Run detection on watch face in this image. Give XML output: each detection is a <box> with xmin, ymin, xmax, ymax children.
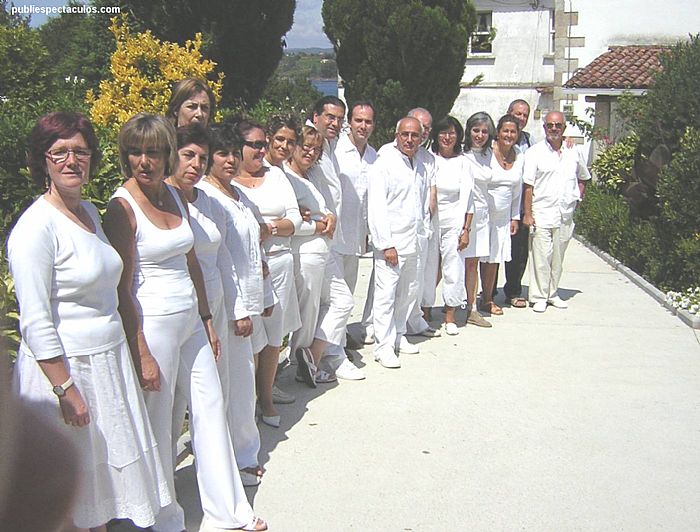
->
<box><xmin>53</xmin><ymin>385</ymin><xmax>65</xmax><ymax>397</ymax></box>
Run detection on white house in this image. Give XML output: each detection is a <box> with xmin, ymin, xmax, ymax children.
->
<box><xmin>451</xmin><ymin>0</ymin><xmax>700</xmax><ymax>152</ymax></box>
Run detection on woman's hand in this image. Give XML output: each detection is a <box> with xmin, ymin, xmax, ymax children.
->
<box><xmin>314</xmin><ymin>219</ymin><xmax>327</xmax><ymax>235</ymax></box>
<box><xmin>232</xmin><ymin>317</ymin><xmax>253</xmax><ymax>337</ymax></box>
<box><xmin>510</xmin><ymin>220</ymin><xmax>519</xmax><ymax>236</ymax></box>
<box><xmin>59</xmin><ymin>386</ymin><xmax>90</xmax><ymax>427</ymax></box>
<box><xmin>321</xmin><ymin>213</ymin><xmax>336</xmax><ymax>238</ymax></box>
<box><xmin>300</xmin><ymin>207</ymin><xmax>312</xmax><ymax>222</ymax></box>
<box><xmin>458</xmin><ymin>228</ymin><xmax>470</xmax><ymax>251</ymax></box>
<box><xmin>262</xmin><ymin>261</ymin><xmax>270</xmax><ymax>279</ymax></box>
<box><xmin>138</xmin><ymin>349</ymin><xmax>161</xmax><ymax>392</ymax></box>
<box><xmin>203</xmin><ymin>317</ymin><xmax>222</xmax><ymax>360</ymax></box>
<box><xmin>262</xmin><ymin>304</ymin><xmax>274</xmax><ymax>317</ymax></box>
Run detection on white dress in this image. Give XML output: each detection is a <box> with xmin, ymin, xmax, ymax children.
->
<box><xmin>485</xmin><ymin>152</ymin><xmax>524</xmax><ymax>263</ymax></box>
<box><xmin>463</xmin><ymin>149</ymin><xmax>492</xmax><ymax>259</ymax></box>
<box><xmin>7</xmin><ymin>196</ymin><xmax>170</xmax><ymax>529</ymax></box>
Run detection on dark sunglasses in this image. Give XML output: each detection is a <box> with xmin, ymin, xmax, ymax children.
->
<box><xmin>243</xmin><ymin>140</ymin><xmax>267</xmax><ymax>150</ymax></box>
<box><xmin>545</xmin><ymin>122</ymin><xmax>565</xmax><ymax>130</ymax></box>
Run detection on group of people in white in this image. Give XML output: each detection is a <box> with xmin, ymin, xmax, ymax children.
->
<box><xmin>7</xmin><ymin>76</ymin><xmax>590</xmax><ymax>531</ymax></box>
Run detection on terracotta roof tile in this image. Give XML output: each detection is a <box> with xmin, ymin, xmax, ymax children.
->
<box><xmin>564</xmin><ymin>45</ymin><xmax>668</xmax><ymax>90</ymax></box>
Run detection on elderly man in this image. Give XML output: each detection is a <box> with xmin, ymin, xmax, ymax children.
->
<box><xmin>503</xmin><ymin>99</ymin><xmax>533</xmax><ymax>308</ymax></box>
<box><xmin>368</xmin><ymin>117</ymin><xmax>432</xmax><ymax>368</ymax></box>
<box><xmin>522</xmin><ymin>111</ymin><xmax>591</xmax><ymax>313</ymax></box>
<box><xmin>306</xmin><ymin>96</ymin><xmax>365</xmax><ymax>380</ymax></box>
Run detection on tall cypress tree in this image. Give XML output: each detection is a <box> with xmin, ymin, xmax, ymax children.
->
<box><xmin>323</xmin><ymin>0</ymin><xmax>476</xmax><ymax>143</ymax></box>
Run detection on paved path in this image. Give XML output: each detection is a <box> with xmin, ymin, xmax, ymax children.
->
<box><xmin>115</xmin><ymin>239</ymin><xmax>700</xmax><ymax>531</ymax></box>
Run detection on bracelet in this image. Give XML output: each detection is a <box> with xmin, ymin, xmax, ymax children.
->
<box><xmin>200</xmin><ymin>313</ymin><xmax>213</xmax><ymax>321</ymax></box>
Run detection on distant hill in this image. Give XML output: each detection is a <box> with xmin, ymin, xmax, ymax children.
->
<box><xmin>286</xmin><ymin>47</ymin><xmax>334</xmax><ymax>55</ymax></box>
<box><xmin>276</xmin><ymin>48</ymin><xmax>337</xmax><ymax>80</ymax></box>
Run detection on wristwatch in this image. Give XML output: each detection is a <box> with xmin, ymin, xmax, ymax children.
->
<box><xmin>52</xmin><ymin>376</ymin><xmax>74</xmax><ymax>398</ymax></box>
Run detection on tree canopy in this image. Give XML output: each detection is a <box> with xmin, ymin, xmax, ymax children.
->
<box><xmin>121</xmin><ymin>0</ymin><xmax>295</xmax><ymax>106</ymax></box>
<box><xmin>323</xmin><ymin>0</ymin><xmax>476</xmax><ymax>143</ymax></box>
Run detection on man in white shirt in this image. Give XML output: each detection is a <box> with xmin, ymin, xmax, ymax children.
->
<box><xmin>368</xmin><ymin>117</ymin><xmax>432</xmax><ymax>368</ymax></box>
<box><xmin>307</xmin><ymin>96</ymin><xmax>365</xmax><ymax>380</ymax></box>
<box><xmin>522</xmin><ymin>111</ymin><xmax>591</xmax><ymax>313</ymax></box>
<box><xmin>334</xmin><ymin>101</ymin><xmax>378</xmax><ymax>348</ymax></box>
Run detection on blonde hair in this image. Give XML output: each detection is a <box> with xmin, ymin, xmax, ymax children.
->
<box><xmin>118</xmin><ymin>113</ymin><xmax>178</xmax><ymax>177</ymax></box>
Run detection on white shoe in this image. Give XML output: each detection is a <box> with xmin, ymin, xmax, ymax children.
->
<box><xmin>362</xmin><ymin>325</ymin><xmax>376</xmax><ymax>345</ymax></box>
<box><xmin>335</xmin><ymin>358</ymin><xmax>366</xmax><ymax>380</ymax></box>
<box><xmin>375</xmin><ymin>348</ymin><xmax>401</xmax><ymax>369</ymax></box>
<box><xmin>548</xmin><ymin>296</ymin><xmax>569</xmax><ymax>309</ymax></box>
<box><xmin>532</xmin><ymin>301</ymin><xmax>547</xmax><ymax>313</ymax></box>
<box><xmin>444</xmin><ymin>322</ymin><xmax>459</xmax><ymax>336</ymax></box>
<box><xmin>396</xmin><ymin>336</ymin><xmax>420</xmax><ymax>355</ymax></box>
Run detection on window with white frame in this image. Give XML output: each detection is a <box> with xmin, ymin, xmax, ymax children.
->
<box><xmin>548</xmin><ymin>9</ymin><xmax>555</xmax><ymax>54</ymax></box>
<box><xmin>469</xmin><ymin>12</ymin><xmax>493</xmax><ymax>55</ymax></box>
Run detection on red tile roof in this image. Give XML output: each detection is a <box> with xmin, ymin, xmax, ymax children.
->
<box><xmin>564</xmin><ymin>45</ymin><xmax>668</xmax><ymax>90</ymax></box>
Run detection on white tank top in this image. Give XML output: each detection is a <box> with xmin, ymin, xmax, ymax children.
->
<box><xmin>112</xmin><ymin>184</ymin><xmax>196</xmax><ymax>316</ymax></box>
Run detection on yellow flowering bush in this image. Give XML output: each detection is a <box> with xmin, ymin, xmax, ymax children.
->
<box><xmin>86</xmin><ymin>14</ymin><xmax>224</xmax><ymax>131</ymax></box>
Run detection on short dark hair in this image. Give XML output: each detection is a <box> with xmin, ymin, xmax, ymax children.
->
<box><xmin>497</xmin><ymin>114</ymin><xmax>521</xmax><ymax>133</ymax></box>
<box><xmin>27</xmin><ymin>112</ymin><xmax>101</xmax><ymax>188</ymax></box>
<box><xmin>507</xmin><ymin>99</ymin><xmax>530</xmax><ymax>114</ymax></box>
<box><xmin>167</xmin><ymin>78</ymin><xmax>217</xmax><ymax>127</ymax></box>
<box><xmin>210</xmin><ymin>122</ymin><xmax>242</xmax><ymax>155</ymax></box>
<box><xmin>311</xmin><ymin>96</ymin><xmax>346</xmax><ymax>119</ymax></box>
<box><xmin>430</xmin><ymin>115</ymin><xmax>464</xmax><ymax>155</ymax></box>
<box><xmin>463</xmin><ymin>112</ymin><xmax>496</xmax><ymax>154</ymax></box>
<box><xmin>347</xmin><ymin>100</ymin><xmax>375</xmax><ymax>122</ymax></box>
<box><xmin>231</xmin><ymin>117</ymin><xmax>265</xmax><ymax>140</ymax></box>
<box><xmin>176</xmin><ymin>124</ymin><xmax>212</xmax><ymax>172</ymax></box>
<box><xmin>266</xmin><ymin>115</ymin><xmax>300</xmax><ymax>141</ymax></box>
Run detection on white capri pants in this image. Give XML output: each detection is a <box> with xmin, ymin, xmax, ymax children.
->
<box><xmin>372</xmin><ymin>251</ymin><xmax>419</xmax><ymax>354</ymax></box>
<box><xmin>440</xmin><ymin>225</ymin><xmax>467</xmax><ymax>307</ymax></box>
<box><xmin>528</xmin><ymin>219</ymin><xmax>575</xmax><ymax>304</ymax></box>
<box><xmin>421</xmin><ymin>216</ymin><xmax>440</xmax><ymax>308</ymax></box>
<box><xmin>143</xmin><ymin>303</ymin><xmax>253</xmax><ymax>531</ymax></box>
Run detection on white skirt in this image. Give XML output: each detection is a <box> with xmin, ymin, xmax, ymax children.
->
<box><xmin>462</xmin><ymin>206</ymin><xmax>490</xmax><ymax>259</ymax></box>
<box><xmin>12</xmin><ymin>341</ymin><xmax>171</xmax><ymax>529</ymax></box>
<box><xmin>483</xmin><ymin>209</ymin><xmax>513</xmax><ymax>264</ymax></box>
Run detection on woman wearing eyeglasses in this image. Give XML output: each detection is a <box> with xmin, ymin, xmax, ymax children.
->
<box><xmin>232</xmin><ymin>118</ymin><xmax>302</xmax><ymax>428</ymax></box>
<box><xmin>8</xmin><ymin>112</ymin><xmax>171</xmax><ymax>531</ymax></box>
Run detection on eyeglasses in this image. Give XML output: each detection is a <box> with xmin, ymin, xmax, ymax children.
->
<box><xmin>243</xmin><ymin>140</ymin><xmax>267</xmax><ymax>150</ymax></box>
<box><xmin>45</xmin><ymin>148</ymin><xmax>92</xmax><ymax>164</ymax></box>
<box><xmin>323</xmin><ymin>113</ymin><xmax>343</xmax><ymax>124</ymax></box>
<box><xmin>301</xmin><ymin>144</ymin><xmax>322</xmax><ymax>155</ymax></box>
<box><xmin>545</xmin><ymin>122</ymin><xmax>565</xmax><ymax>130</ymax></box>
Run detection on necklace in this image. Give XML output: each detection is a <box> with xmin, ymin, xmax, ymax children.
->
<box><xmin>205</xmin><ymin>175</ymin><xmax>235</xmax><ymax>199</ymax></box>
<box><xmin>143</xmin><ymin>186</ymin><xmax>166</xmax><ymax>207</ymax></box>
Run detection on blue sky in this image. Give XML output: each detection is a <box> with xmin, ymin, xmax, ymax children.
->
<box><xmin>13</xmin><ymin>0</ymin><xmax>332</xmax><ymax>48</ymax></box>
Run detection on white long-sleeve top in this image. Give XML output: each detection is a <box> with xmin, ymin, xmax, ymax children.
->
<box><xmin>189</xmin><ymin>188</ymin><xmax>243</xmax><ymax>320</ymax></box>
<box><xmin>464</xmin><ymin>148</ymin><xmax>492</xmax><ymax>226</ymax></box>
<box><xmin>234</xmin><ymin>165</ymin><xmax>302</xmax><ymax>255</ymax></box>
<box><xmin>197</xmin><ymin>180</ymin><xmax>275</xmax><ymax>317</ymax></box>
<box><xmin>487</xmin><ymin>152</ymin><xmax>524</xmax><ymax>224</ymax></box>
<box><xmin>333</xmin><ymin>132</ymin><xmax>377</xmax><ymax>255</ymax></box>
<box><xmin>305</xmin><ymin>119</ymin><xmax>345</xmax><ymax>249</ymax></box>
<box><xmin>523</xmin><ymin>140</ymin><xmax>592</xmax><ymax>228</ymax></box>
<box><xmin>368</xmin><ymin>143</ymin><xmax>432</xmax><ymax>256</ymax></box>
<box><xmin>284</xmin><ymin>163</ymin><xmax>332</xmax><ymax>255</ymax></box>
<box><xmin>8</xmin><ymin>197</ymin><xmax>125</xmax><ymax>359</ymax></box>
<box><xmin>435</xmin><ymin>154</ymin><xmax>475</xmax><ymax>231</ymax></box>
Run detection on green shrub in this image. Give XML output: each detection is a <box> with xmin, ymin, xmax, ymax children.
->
<box><xmin>591</xmin><ymin>133</ymin><xmax>638</xmax><ymax>193</ymax></box>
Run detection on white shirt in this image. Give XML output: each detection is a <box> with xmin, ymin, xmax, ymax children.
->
<box><xmin>333</xmin><ymin>132</ymin><xmax>377</xmax><ymax>255</ymax></box>
<box><xmin>234</xmin><ymin>166</ymin><xmax>302</xmax><ymax>254</ymax></box>
<box><xmin>305</xmin><ymin>119</ymin><xmax>345</xmax><ymax>249</ymax></box>
<box><xmin>487</xmin><ymin>152</ymin><xmax>524</xmax><ymax>223</ymax></box>
<box><xmin>435</xmin><ymin>154</ymin><xmax>475</xmax><ymax>231</ymax></box>
<box><xmin>368</xmin><ymin>143</ymin><xmax>432</xmax><ymax>255</ymax></box>
<box><xmin>284</xmin><ymin>163</ymin><xmax>332</xmax><ymax>255</ymax></box>
<box><xmin>523</xmin><ymin>140</ymin><xmax>592</xmax><ymax>228</ymax></box>
<box><xmin>197</xmin><ymin>180</ymin><xmax>275</xmax><ymax>318</ymax></box>
<box><xmin>8</xmin><ymin>197</ymin><xmax>125</xmax><ymax>359</ymax></box>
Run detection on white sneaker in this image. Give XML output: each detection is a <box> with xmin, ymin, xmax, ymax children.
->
<box><xmin>375</xmin><ymin>348</ymin><xmax>401</xmax><ymax>369</ymax></box>
<box><xmin>396</xmin><ymin>336</ymin><xmax>420</xmax><ymax>355</ymax></box>
<box><xmin>532</xmin><ymin>301</ymin><xmax>547</xmax><ymax>313</ymax></box>
<box><xmin>548</xmin><ymin>296</ymin><xmax>569</xmax><ymax>309</ymax></box>
<box><xmin>444</xmin><ymin>322</ymin><xmax>459</xmax><ymax>336</ymax></box>
<box><xmin>362</xmin><ymin>325</ymin><xmax>376</xmax><ymax>345</ymax></box>
<box><xmin>335</xmin><ymin>358</ymin><xmax>366</xmax><ymax>380</ymax></box>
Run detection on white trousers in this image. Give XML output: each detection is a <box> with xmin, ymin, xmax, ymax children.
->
<box><xmin>406</xmin><ymin>237</ymin><xmax>431</xmax><ymax>334</ymax></box>
<box><xmin>143</xmin><ymin>304</ymin><xmax>253</xmax><ymax>531</ymax></box>
<box><xmin>372</xmin><ymin>252</ymin><xmax>419</xmax><ymax>354</ymax></box>
<box><xmin>361</xmin><ymin>261</ymin><xmax>375</xmax><ymax>330</ymax></box>
<box><xmin>218</xmin><ymin>322</ymin><xmax>260</xmax><ymax>471</ymax></box>
<box><xmin>440</xmin><ymin>225</ymin><xmax>467</xmax><ymax>307</ymax></box>
<box><xmin>291</xmin><ymin>252</ymin><xmax>354</xmax><ymax>370</ymax></box>
<box><xmin>528</xmin><ymin>219</ymin><xmax>575</xmax><ymax>303</ymax></box>
<box><xmin>421</xmin><ymin>217</ymin><xmax>440</xmax><ymax>308</ymax></box>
